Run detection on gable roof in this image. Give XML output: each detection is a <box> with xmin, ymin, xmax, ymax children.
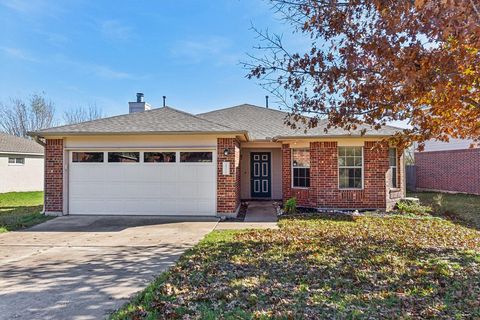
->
<box><xmin>31</xmin><ymin>103</ymin><xmax>401</xmax><ymax>140</ymax></box>
<box><xmin>197</xmin><ymin>104</ymin><xmax>401</xmax><ymax>140</ymax></box>
<box><xmin>0</xmin><ymin>133</ymin><xmax>44</xmax><ymax>155</ymax></box>
<box><xmin>33</xmin><ymin>106</ymin><xmax>247</xmax><ymax>137</ymax></box>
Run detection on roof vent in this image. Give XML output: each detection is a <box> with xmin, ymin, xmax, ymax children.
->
<box><xmin>129</xmin><ymin>93</ymin><xmax>151</xmax><ymax>113</ymax></box>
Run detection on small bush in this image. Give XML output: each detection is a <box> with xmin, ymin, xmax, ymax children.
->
<box><xmin>284</xmin><ymin>198</ymin><xmax>297</xmax><ymax>215</ymax></box>
<box><xmin>396</xmin><ymin>200</ymin><xmax>432</xmax><ymax>216</ymax></box>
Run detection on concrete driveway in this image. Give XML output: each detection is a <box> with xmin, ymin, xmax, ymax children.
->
<box><xmin>0</xmin><ymin>216</ymin><xmax>218</xmax><ymax>320</ymax></box>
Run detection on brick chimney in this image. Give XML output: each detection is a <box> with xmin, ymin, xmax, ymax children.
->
<box><xmin>129</xmin><ymin>93</ymin><xmax>152</xmax><ymax>113</ymax></box>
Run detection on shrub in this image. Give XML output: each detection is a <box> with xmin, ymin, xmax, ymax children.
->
<box><xmin>284</xmin><ymin>198</ymin><xmax>297</xmax><ymax>215</ymax></box>
<box><xmin>396</xmin><ymin>199</ymin><xmax>432</xmax><ymax>216</ymax></box>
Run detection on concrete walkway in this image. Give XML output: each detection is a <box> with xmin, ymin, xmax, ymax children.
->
<box><xmin>0</xmin><ymin>216</ymin><xmax>218</xmax><ymax>320</ymax></box>
<box><xmin>244</xmin><ymin>201</ymin><xmax>278</xmax><ymax>222</ymax></box>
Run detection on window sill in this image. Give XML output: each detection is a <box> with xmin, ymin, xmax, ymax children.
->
<box><xmin>389</xmin><ymin>188</ymin><xmax>401</xmax><ymax>192</ymax></box>
<box><xmin>292</xmin><ymin>187</ymin><xmax>309</xmax><ymax>190</ymax></box>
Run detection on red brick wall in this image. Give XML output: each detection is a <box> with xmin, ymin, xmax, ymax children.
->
<box><xmin>415</xmin><ymin>149</ymin><xmax>480</xmax><ymax>195</ymax></box>
<box><xmin>282</xmin><ymin>141</ymin><xmax>393</xmax><ymax>210</ymax></box>
<box><xmin>44</xmin><ymin>139</ymin><xmax>63</xmax><ymax>213</ymax></box>
<box><xmin>217</xmin><ymin>138</ymin><xmax>240</xmax><ymax>214</ymax></box>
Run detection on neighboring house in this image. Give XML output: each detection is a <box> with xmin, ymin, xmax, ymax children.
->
<box><xmin>30</xmin><ymin>94</ymin><xmax>405</xmax><ymax>217</ymax></box>
<box><xmin>415</xmin><ymin>139</ymin><xmax>480</xmax><ymax>195</ymax></box>
<box><xmin>0</xmin><ymin>133</ymin><xmax>44</xmax><ymax>193</ymax></box>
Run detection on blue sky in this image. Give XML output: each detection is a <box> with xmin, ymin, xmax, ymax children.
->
<box><xmin>0</xmin><ymin>0</ymin><xmax>297</xmax><ymax>117</ymax></box>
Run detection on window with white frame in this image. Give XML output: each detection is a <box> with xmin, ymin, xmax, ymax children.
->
<box><xmin>292</xmin><ymin>149</ymin><xmax>310</xmax><ymax>188</ymax></box>
<box><xmin>389</xmin><ymin>148</ymin><xmax>398</xmax><ymax>188</ymax></box>
<box><xmin>8</xmin><ymin>157</ymin><xmax>25</xmax><ymax>165</ymax></box>
<box><xmin>338</xmin><ymin>147</ymin><xmax>363</xmax><ymax>189</ymax></box>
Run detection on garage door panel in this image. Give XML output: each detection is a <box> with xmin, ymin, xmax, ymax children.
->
<box><xmin>69</xmin><ymin>182</ymin><xmax>106</xmax><ymax>198</ymax></box>
<box><xmin>70</xmin><ymin>166</ymin><xmax>107</xmax><ymax>182</ymax></box>
<box><xmin>197</xmin><ymin>182</ymin><xmax>216</xmax><ymax>198</ymax></box>
<box><xmin>195</xmin><ymin>165</ymin><xmax>216</xmax><ymax>182</ymax></box>
<box><xmin>198</xmin><ymin>199</ymin><xmax>216</xmax><ymax>213</ymax></box>
<box><xmin>69</xmin><ymin>151</ymin><xmax>216</xmax><ymax>216</ymax></box>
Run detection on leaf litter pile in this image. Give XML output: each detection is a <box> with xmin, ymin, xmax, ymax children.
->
<box><xmin>113</xmin><ymin>216</ymin><xmax>480</xmax><ymax>319</ymax></box>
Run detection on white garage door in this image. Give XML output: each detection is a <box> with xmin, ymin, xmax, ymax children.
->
<box><xmin>68</xmin><ymin>150</ymin><xmax>216</xmax><ymax>216</ymax></box>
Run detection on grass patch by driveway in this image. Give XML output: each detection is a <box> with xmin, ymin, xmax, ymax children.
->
<box><xmin>111</xmin><ymin>216</ymin><xmax>480</xmax><ymax>319</ymax></box>
<box><xmin>409</xmin><ymin>192</ymin><xmax>480</xmax><ymax>229</ymax></box>
<box><xmin>0</xmin><ymin>191</ymin><xmax>51</xmax><ymax>232</ymax></box>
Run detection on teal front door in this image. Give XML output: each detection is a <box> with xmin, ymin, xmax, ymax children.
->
<box><xmin>250</xmin><ymin>152</ymin><xmax>271</xmax><ymax>198</ymax></box>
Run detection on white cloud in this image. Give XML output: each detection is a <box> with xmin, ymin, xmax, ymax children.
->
<box><xmin>0</xmin><ymin>0</ymin><xmax>62</xmax><ymax>16</ymax></box>
<box><xmin>54</xmin><ymin>55</ymin><xmax>133</xmax><ymax>80</ymax></box>
<box><xmin>100</xmin><ymin>20</ymin><xmax>133</xmax><ymax>41</ymax></box>
<box><xmin>38</xmin><ymin>31</ymin><xmax>70</xmax><ymax>47</ymax></box>
<box><xmin>0</xmin><ymin>47</ymin><xmax>38</xmax><ymax>62</ymax></box>
<box><xmin>88</xmin><ymin>64</ymin><xmax>132</xmax><ymax>79</ymax></box>
<box><xmin>170</xmin><ymin>36</ymin><xmax>240</xmax><ymax>65</ymax></box>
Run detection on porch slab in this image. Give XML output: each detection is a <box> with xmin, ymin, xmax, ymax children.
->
<box><xmin>244</xmin><ymin>201</ymin><xmax>278</xmax><ymax>222</ymax></box>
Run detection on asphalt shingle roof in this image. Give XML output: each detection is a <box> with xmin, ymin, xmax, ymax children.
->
<box><xmin>0</xmin><ymin>133</ymin><xmax>44</xmax><ymax>154</ymax></box>
<box><xmin>197</xmin><ymin>104</ymin><xmax>401</xmax><ymax>140</ymax></box>
<box><xmin>35</xmin><ymin>106</ymin><xmax>243</xmax><ymax>135</ymax></box>
<box><xmin>33</xmin><ymin>104</ymin><xmax>401</xmax><ymax>140</ymax></box>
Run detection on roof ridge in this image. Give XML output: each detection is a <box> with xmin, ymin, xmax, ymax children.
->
<box><xmin>37</xmin><ymin>106</ymin><xmax>240</xmax><ymax>134</ymax></box>
<box><xmin>163</xmin><ymin>106</ymin><xmax>239</xmax><ymax>131</ymax></box>
<box><xmin>197</xmin><ymin>103</ymin><xmax>290</xmax><ymax>116</ymax></box>
<box><xmin>35</xmin><ymin>106</ymin><xmax>165</xmax><ymax>133</ymax></box>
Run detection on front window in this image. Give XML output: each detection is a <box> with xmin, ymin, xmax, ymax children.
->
<box><xmin>292</xmin><ymin>149</ymin><xmax>310</xmax><ymax>188</ymax></box>
<box><xmin>389</xmin><ymin>148</ymin><xmax>398</xmax><ymax>188</ymax></box>
<box><xmin>144</xmin><ymin>152</ymin><xmax>176</xmax><ymax>163</ymax></box>
<box><xmin>180</xmin><ymin>152</ymin><xmax>213</xmax><ymax>163</ymax></box>
<box><xmin>338</xmin><ymin>147</ymin><xmax>363</xmax><ymax>189</ymax></box>
<box><xmin>72</xmin><ymin>152</ymin><xmax>104</xmax><ymax>163</ymax></box>
<box><xmin>8</xmin><ymin>157</ymin><xmax>25</xmax><ymax>165</ymax></box>
<box><xmin>108</xmin><ymin>152</ymin><xmax>140</xmax><ymax>163</ymax></box>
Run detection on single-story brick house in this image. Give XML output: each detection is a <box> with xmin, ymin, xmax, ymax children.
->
<box><xmin>415</xmin><ymin>139</ymin><xmax>480</xmax><ymax>195</ymax></box>
<box><xmin>0</xmin><ymin>133</ymin><xmax>44</xmax><ymax>193</ymax></box>
<box><xmin>31</xmin><ymin>94</ymin><xmax>405</xmax><ymax>217</ymax></box>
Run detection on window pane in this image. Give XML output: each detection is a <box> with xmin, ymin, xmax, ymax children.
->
<box><xmin>354</xmin><ymin>156</ymin><xmax>362</xmax><ymax>166</ymax></box>
<box><xmin>8</xmin><ymin>158</ymin><xmax>15</xmax><ymax>163</ymax></box>
<box><xmin>353</xmin><ymin>177</ymin><xmax>362</xmax><ymax>188</ymax></box>
<box><xmin>108</xmin><ymin>152</ymin><xmax>139</xmax><ymax>163</ymax></box>
<box><xmin>346</xmin><ymin>156</ymin><xmax>355</xmax><ymax>166</ymax></box>
<box><xmin>389</xmin><ymin>148</ymin><xmax>397</xmax><ymax>166</ymax></box>
<box><xmin>293</xmin><ymin>168</ymin><xmax>310</xmax><ymax>187</ymax></box>
<box><xmin>339</xmin><ymin>177</ymin><xmax>348</xmax><ymax>189</ymax></box>
<box><xmin>73</xmin><ymin>152</ymin><xmax>104</xmax><ymax>163</ymax></box>
<box><xmin>292</xmin><ymin>149</ymin><xmax>310</xmax><ymax>167</ymax></box>
<box><xmin>392</xmin><ymin>167</ymin><xmax>397</xmax><ymax>188</ymax></box>
<box><xmin>16</xmin><ymin>158</ymin><xmax>25</xmax><ymax>164</ymax></box>
<box><xmin>144</xmin><ymin>152</ymin><xmax>176</xmax><ymax>163</ymax></box>
<box><xmin>180</xmin><ymin>152</ymin><xmax>212</xmax><ymax>163</ymax></box>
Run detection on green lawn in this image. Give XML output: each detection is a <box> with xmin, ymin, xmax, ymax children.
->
<box><xmin>112</xmin><ymin>215</ymin><xmax>480</xmax><ymax>319</ymax></box>
<box><xmin>0</xmin><ymin>191</ymin><xmax>51</xmax><ymax>232</ymax></box>
<box><xmin>409</xmin><ymin>191</ymin><xmax>480</xmax><ymax>229</ymax></box>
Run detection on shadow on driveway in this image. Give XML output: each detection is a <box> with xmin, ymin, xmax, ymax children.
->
<box><xmin>0</xmin><ymin>216</ymin><xmax>218</xmax><ymax>320</ymax></box>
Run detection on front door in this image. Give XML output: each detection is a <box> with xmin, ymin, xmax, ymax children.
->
<box><xmin>250</xmin><ymin>152</ymin><xmax>271</xmax><ymax>198</ymax></box>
